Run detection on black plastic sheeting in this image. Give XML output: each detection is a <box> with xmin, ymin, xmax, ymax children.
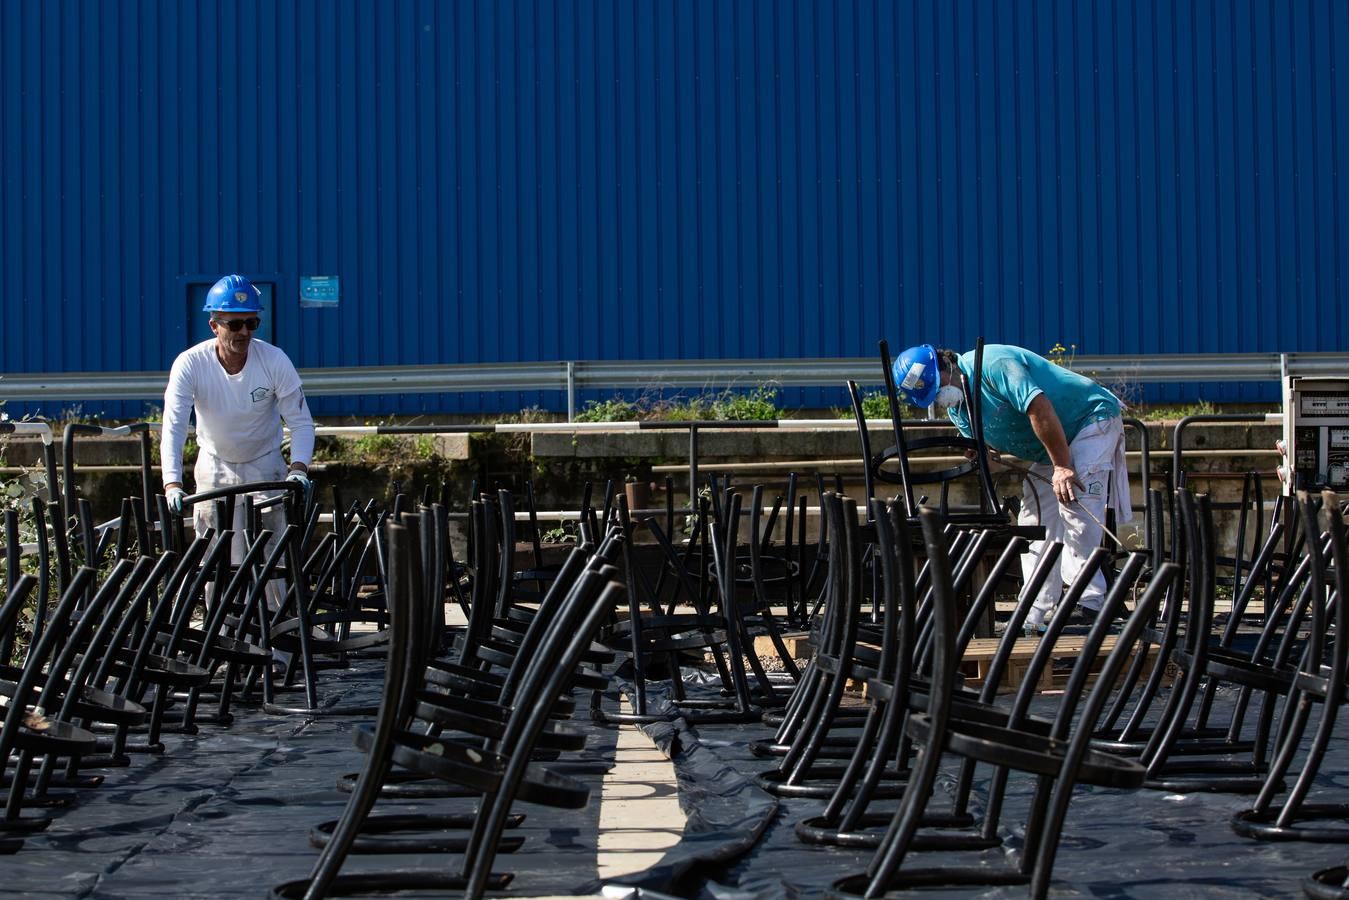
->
<box><xmin>5</xmin><ymin>663</ymin><xmax>1347</xmax><ymax>899</ymax></box>
<box><xmin>0</xmin><ymin>661</ymin><xmax>621</xmax><ymax>899</ymax></box>
<box><xmin>615</xmin><ymin>676</ymin><xmax>1349</xmax><ymax>899</ymax></box>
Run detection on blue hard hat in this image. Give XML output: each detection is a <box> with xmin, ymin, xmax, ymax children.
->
<box><xmin>892</xmin><ymin>344</ymin><xmax>940</xmax><ymax>408</ymax></box>
<box><xmin>203</xmin><ymin>275</ymin><xmax>263</xmax><ymax>313</ymax></box>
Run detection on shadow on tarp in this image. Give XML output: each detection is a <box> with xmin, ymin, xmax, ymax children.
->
<box><xmin>586</xmin><ymin>672</ymin><xmax>780</xmax><ymax>899</ymax></box>
<box><xmin>0</xmin><ymin>660</ymin><xmax>619</xmax><ymax>899</ymax></box>
<box><xmin>604</xmin><ymin>676</ymin><xmax>1349</xmax><ymax>899</ymax></box>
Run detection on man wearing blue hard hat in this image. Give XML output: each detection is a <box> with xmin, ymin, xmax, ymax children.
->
<box><xmin>161</xmin><ymin>275</ymin><xmax>315</xmax><ymax>602</ymax></box>
<box><xmin>893</xmin><ymin>343</ymin><xmax>1130</xmax><ymax>629</ymax></box>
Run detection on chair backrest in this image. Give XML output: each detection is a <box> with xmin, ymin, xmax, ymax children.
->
<box><xmin>915</xmin><ymin>508</ymin><xmax>961</xmax><ymax>734</ymax></box>
<box><xmin>496</xmin><ymin>489</ymin><xmax>518</xmax><ymax>619</ymax></box>
<box><xmin>498</xmin><ymin>545</ymin><xmax>624</xmax><ymax>754</ymax></box>
<box><xmin>1047</xmin><ymin>551</ymin><xmax>1151</xmax><ymax>741</ymax></box>
<box><xmin>845</xmin><ymin>380</ymin><xmax>878</xmax><ymax>518</ymax></box>
<box><xmin>121</xmin><ymin>534</ymin><xmax>212</xmax><ymax>699</ymax></box>
<box><xmin>871</xmin><ymin>499</ymin><xmax>917</xmax><ymax>701</ymax></box>
<box><xmin>1175</xmin><ymin>490</ymin><xmax>1215</xmax><ymax>663</ymax></box>
<box><xmin>428</xmin><ymin>502</ymin><xmax>451</xmax><ymax>652</ymax></box>
<box><xmin>1317</xmin><ymin>491</ymin><xmax>1348</xmax><ymax>688</ymax></box>
<box><xmin>497</xmin><ymin>540</ymin><xmax>599</xmax><ymax>702</ymax></box>
<box><xmin>0</xmin><ymin>566</ymin><xmax>96</xmax><ymax>762</ymax></box>
<box><xmin>392</xmin><ymin>513</ymin><xmax>433</xmax><ymax>726</ymax></box>
<box><xmin>1027</xmin><ymin>557</ymin><xmax>1179</xmax><ymax>891</ymax></box>
<box><xmin>1296</xmin><ymin>491</ymin><xmax>1333</xmax><ymax>666</ymax></box>
<box><xmin>816</xmin><ymin>494</ymin><xmax>862</xmax><ymax>665</ymax></box>
<box><xmin>0</xmin><ymin>575</ymin><xmax>38</xmax><ymax>662</ymax></box>
<box><xmin>51</xmin><ymin>555</ymin><xmax>158</xmax><ymax>719</ymax></box>
<box><xmin>914</xmin><ymin>527</ymin><xmax>1002</xmax><ymax>673</ymax></box>
<box><xmin>91</xmin><ymin>550</ymin><xmax>180</xmax><ymax>690</ymax></box>
<box><xmin>877</xmin><ymin>340</ymin><xmax>918</xmax><ymax>517</ymax></box>
<box><xmin>708</xmin><ymin>492</ymin><xmax>755</xmax><ymax>706</ymax></box>
<box><xmin>461</xmin><ymin>564</ymin><xmax>625</xmax><ymax>899</ymax></box>
<box><xmin>1218</xmin><ymin>499</ymin><xmax>1288</xmax><ymax>648</ymax></box>
<box><xmin>964</xmin><ymin>338</ymin><xmax>1003</xmax><ymax>513</ymax></box>
<box><xmin>32</xmin><ymin>555</ymin><xmax>136</xmax><ymax>712</ymax></box>
<box><xmin>2</xmin><ymin>509</ymin><xmax>29</xmax><ymax>662</ymax></box>
<box><xmin>459</xmin><ymin>500</ymin><xmax>499</xmax><ymax>666</ymax></box>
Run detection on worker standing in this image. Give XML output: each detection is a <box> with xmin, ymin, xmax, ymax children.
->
<box><xmin>892</xmin><ymin>343</ymin><xmax>1131</xmax><ymax>629</ymax></box>
<box><xmin>161</xmin><ymin>275</ymin><xmax>315</xmax><ymax>606</ymax></box>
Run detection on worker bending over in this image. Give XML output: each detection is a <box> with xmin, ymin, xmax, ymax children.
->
<box><xmin>893</xmin><ymin>343</ymin><xmax>1130</xmax><ymax>629</ymax></box>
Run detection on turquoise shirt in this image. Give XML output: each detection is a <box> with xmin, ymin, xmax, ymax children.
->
<box><xmin>945</xmin><ymin>345</ymin><xmax>1121</xmax><ymax>464</ymax></box>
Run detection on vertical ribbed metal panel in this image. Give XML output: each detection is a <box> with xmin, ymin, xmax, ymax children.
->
<box><xmin>2</xmin><ymin>1</ymin><xmax>1346</xmax><ymax>416</ymax></box>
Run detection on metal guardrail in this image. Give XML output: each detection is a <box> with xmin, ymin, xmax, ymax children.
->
<box><xmin>1</xmin><ymin>352</ymin><xmax>1344</xmax><ymax>414</ymax></box>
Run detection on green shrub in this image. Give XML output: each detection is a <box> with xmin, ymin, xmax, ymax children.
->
<box><xmin>351</xmin><ymin>433</ymin><xmax>402</xmax><ymax>458</ymax></box>
<box><xmin>575</xmin><ymin>397</ymin><xmax>643</xmax><ymax>422</ymax></box>
<box><xmin>541</xmin><ymin>522</ymin><xmax>578</xmax><ymax>544</ymax></box>
<box><xmin>655</xmin><ymin>396</ymin><xmax>715</xmax><ymax>421</ymax></box>
<box><xmin>833</xmin><ymin>389</ymin><xmax>890</xmax><ymax>420</ymax></box>
<box><xmin>570</xmin><ymin>384</ymin><xmax>783</xmax><ymax>423</ymax></box>
<box><xmin>1139</xmin><ymin>400</ymin><xmax>1219</xmax><ymax>421</ymax></box>
<box><xmin>709</xmin><ymin>383</ymin><xmax>782</xmax><ymax>421</ymax></box>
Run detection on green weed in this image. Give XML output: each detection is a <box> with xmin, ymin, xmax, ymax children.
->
<box><xmin>351</xmin><ymin>433</ymin><xmax>402</xmax><ymax>458</ymax></box>
<box><xmin>833</xmin><ymin>390</ymin><xmax>891</xmax><ymax>420</ymax></box>
<box><xmin>1138</xmin><ymin>400</ymin><xmax>1219</xmax><ymax>421</ymax></box>
<box><xmin>575</xmin><ymin>397</ymin><xmax>643</xmax><ymax>422</ymax></box>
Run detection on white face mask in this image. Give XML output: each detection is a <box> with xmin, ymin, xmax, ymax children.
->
<box><xmin>935</xmin><ymin>384</ymin><xmax>965</xmax><ymax>409</ymax></box>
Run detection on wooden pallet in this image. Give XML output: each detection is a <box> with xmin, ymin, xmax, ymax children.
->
<box><xmin>960</xmin><ymin>634</ymin><xmax>1175</xmax><ymax>695</ymax></box>
<box><xmin>752</xmin><ymin>631</ymin><xmax>813</xmax><ymax>661</ymax></box>
<box><xmin>747</xmin><ymin>630</ymin><xmax>1176</xmax><ymax>698</ymax></box>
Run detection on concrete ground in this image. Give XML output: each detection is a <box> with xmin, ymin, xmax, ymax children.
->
<box><xmin>442</xmin><ymin>604</ymin><xmax>687</xmax><ymax>899</ymax></box>
<box><xmin>594</xmin><ymin>702</ymin><xmax>686</xmax><ymax>884</ymax></box>
<box><xmin>516</xmin><ymin>699</ymin><xmax>688</xmax><ymax>900</ymax></box>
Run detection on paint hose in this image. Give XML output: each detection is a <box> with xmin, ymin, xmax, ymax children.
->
<box><xmin>994</xmin><ymin>456</ymin><xmax>1130</xmax><ymax>550</ymax></box>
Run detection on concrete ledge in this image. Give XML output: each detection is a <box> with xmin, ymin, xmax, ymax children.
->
<box><xmin>432</xmin><ymin>433</ymin><xmax>472</xmax><ymax>460</ymax></box>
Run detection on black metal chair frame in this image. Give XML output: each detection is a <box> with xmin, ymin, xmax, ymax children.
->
<box><xmin>831</xmin><ymin>505</ymin><xmax>1178</xmax><ymax>898</ymax></box>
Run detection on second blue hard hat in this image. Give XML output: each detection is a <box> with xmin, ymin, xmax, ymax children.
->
<box><xmin>892</xmin><ymin>344</ymin><xmax>940</xmax><ymax>408</ymax></box>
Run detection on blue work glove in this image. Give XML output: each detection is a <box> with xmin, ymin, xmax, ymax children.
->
<box><xmin>286</xmin><ymin>469</ymin><xmax>313</xmax><ymax>501</ymax></box>
<box><xmin>166</xmin><ymin>486</ymin><xmax>188</xmax><ymax>516</ymax></box>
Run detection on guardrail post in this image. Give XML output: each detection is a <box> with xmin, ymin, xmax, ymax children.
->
<box><xmin>566</xmin><ymin>361</ymin><xmax>577</xmax><ymax>422</ymax></box>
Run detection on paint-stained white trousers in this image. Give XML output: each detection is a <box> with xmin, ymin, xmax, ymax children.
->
<box><xmin>1019</xmin><ymin>417</ymin><xmax>1129</xmax><ymax>626</ymax></box>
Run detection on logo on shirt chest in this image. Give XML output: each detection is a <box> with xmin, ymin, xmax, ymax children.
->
<box><xmin>250</xmin><ymin>387</ymin><xmax>271</xmax><ymax>403</ymax></box>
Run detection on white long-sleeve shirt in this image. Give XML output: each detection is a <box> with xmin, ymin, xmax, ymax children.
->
<box><xmin>161</xmin><ymin>339</ymin><xmax>315</xmax><ymax>486</ymax></box>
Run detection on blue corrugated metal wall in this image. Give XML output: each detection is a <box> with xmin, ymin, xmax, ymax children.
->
<box><xmin>2</xmin><ymin>1</ymin><xmax>1346</xmax><ymax>418</ymax></box>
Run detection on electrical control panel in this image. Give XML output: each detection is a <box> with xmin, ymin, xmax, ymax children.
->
<box><xmin>1283</xmin><ymin>377</ymin><xmax>1349</xmax><ymax>493</ymax></box>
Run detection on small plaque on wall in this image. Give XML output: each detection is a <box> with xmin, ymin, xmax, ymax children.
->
<box><xmin>300</xmin><ymin>275</ymin><xmax>340</xmax><ymax>308</ymax></box>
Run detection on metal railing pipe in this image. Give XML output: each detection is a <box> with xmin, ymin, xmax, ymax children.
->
<box><xmin>1171</xmin><ymin>413</ymin><xmax>1285</xmax><ymax>490</ymax></box>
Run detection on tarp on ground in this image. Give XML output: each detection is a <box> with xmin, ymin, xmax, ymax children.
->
<box><xmin>620</xmin><ymin>676</ymin><xmax>1349</xmax><ymax>899</ymax></box>
<box><xmin>0</xmin><ymin>662</ymin><xmax>620</xmax><ymax>898</ymax></box>
<box><xmin>5</xmin><ymin>663</ymin><xmax>1346</xmax><ymax>899</ymax></box>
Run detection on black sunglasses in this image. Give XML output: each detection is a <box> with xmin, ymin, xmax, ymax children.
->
<box><xmin>212</xmin><ymin>317</ymin><xmax>261</xmax><ymax>333</ymax></box>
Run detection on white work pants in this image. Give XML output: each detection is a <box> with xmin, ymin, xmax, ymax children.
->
<box><xmin>192</xmin><ymin>448</ymin><xmax>290</xmax><ymax>610</ymax></box>
<box><xmin>1019</xmin><ymin>417</ymin><xmax>1130</xmax><ymax>625</ymax></box>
